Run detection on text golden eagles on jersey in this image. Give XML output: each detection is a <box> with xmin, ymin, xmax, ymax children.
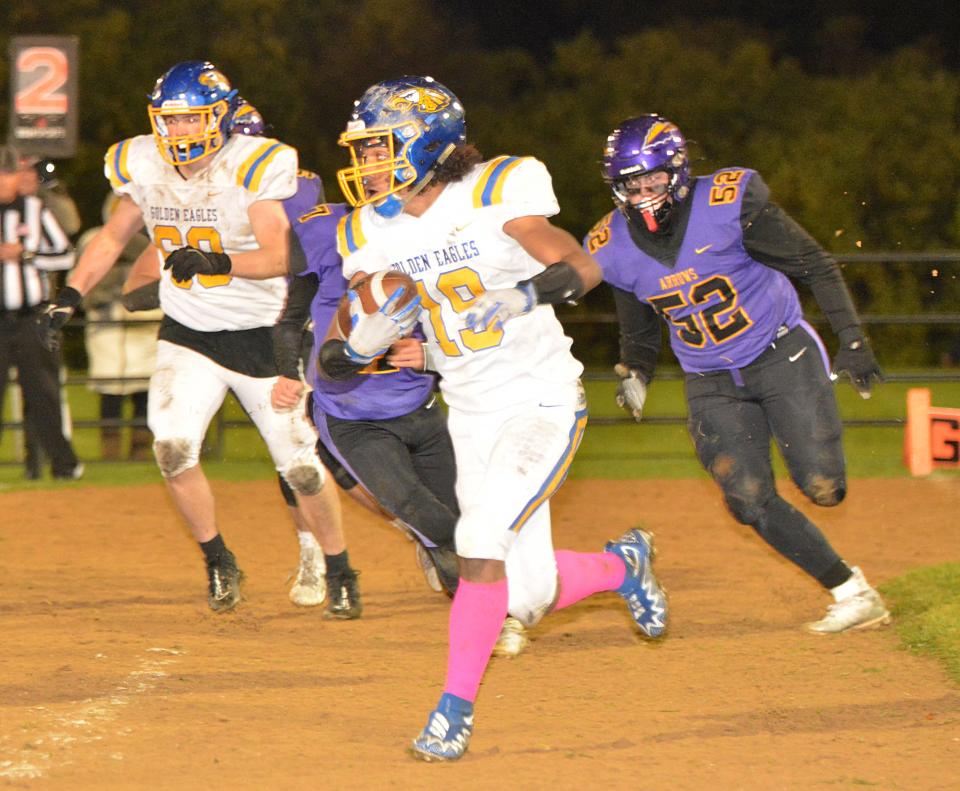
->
<box><xmin>391</xmin><ymin>240</ymin><xmax>480</xmax><ymax>276</ymax></box>
<box><xmin>147</xmin><ymin>204</ymin><xmax>220</xmax><ymax>223</ymax></box>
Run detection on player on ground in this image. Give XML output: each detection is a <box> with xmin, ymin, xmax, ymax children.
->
<box><xmin>39</xmin><ymin>61</ymin><xmax>358</xmax><ymax>617</ymax></box>
<box><xmin>329</xmin><ymin>76</ymin><xmax>669</xmax><ymax>761</ymax></box>
<box><xmin>586</xmin><ymin>114</ymin><xmax>888</xmax><ymax>634</ymax></box>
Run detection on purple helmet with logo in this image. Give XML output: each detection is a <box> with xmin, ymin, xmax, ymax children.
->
<box><xmin>231</xmin><ymin>98</ymin><xmax>267</xmax><ymax>136</ymax></box>
<box><xmin>601</xmin><ymin>114</ymin><xmax>690</xmax><ymax>233</ymax></box>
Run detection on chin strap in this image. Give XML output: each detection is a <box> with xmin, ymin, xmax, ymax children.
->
<box><xmin>374</xmin><ymin>143</ymin><xmax>456</xmax><ymax>218</ymax></box>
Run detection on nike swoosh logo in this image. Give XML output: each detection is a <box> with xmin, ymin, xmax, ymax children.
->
<box><xmin>538</xmin><ymin>403</ymin><xmax>564</xmax><ymax>408</ymax></box>
<box><xmin>453</xmin><ymin>221</ymin><xmax>474</xmax><ymax>232</ymax></box>
<box><xmin>694</xmin><ymin>244</ymin><xmax>713</xmax><ymax>254</ymax></box>
<box><xmin>788</xmin><ymin>347</ymin><xmax>808</xmax><ymax>362</ymax></box>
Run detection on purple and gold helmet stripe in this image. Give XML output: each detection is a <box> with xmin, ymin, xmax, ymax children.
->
<box><xmin>508</xmin><ymin>407</ymin><xmax>589</xmax><ymax>533</ymax></box>
<box><xmin>105</xmin><ymin>139</ymin><xmax>132</xmax><ymax>188</ymax></box>
<box><xmin>472</xmin><ymin>155</ymin><xmax>525</xmax><ymax>208</ymax></box>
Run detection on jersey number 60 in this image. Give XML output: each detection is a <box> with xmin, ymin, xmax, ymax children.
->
<box><xmin>153</xmin><ymin>225</ymin><xmax>233</xmax><ymax>289</ymax></box>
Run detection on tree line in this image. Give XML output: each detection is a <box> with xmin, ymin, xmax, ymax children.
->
<box><xmin>2</xmin><ymin>1</ymin><xmax>958</xmax><ymax>365</ymax></box>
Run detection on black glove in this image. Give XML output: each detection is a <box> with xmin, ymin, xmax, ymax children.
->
<box><xmin>831</xmin><ymin>334</ymin><xmax>883</xmax><ymax>399</ymax></box>
<box><xmin>164</xmin><ymin>246</ymin><xmax>232</xmax><ymax>282</ymax></box>
<box><xmin>37</xmin><ymin>286</ymin><xmax>83</xmax><ymax>351</ymax></box>
<box><xmin>614</xmin><ymin>363</ymin><xmax>648</xmax><ymax>422</ymax></box>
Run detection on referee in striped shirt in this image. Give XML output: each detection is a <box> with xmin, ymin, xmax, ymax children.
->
<box><xmin>0</xmin><ymin>143</ymin><xmax>81</xmax><ymax>479</ymax></box>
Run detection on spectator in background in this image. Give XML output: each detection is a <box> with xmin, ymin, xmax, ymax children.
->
<box><xmin>19</xmin><ymin>156</ymin><xmax>82</xmax><ymax>239</ymax></box>
<box><xmin>0</xmin><ymin>143</ymin><xmax>82</xmax><ymax>480</ymax></box>
<box><xmin>78</xmin><ymin>194</ymin><xmax>160</xmax><ymax>461</ymax></box>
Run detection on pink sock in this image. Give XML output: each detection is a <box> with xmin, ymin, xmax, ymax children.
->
<box><xmin>443</xmin><ymin>578</ymin><xmax>509</xmax><ymax>703</ymax></box>
<box><xmin>553</xmin><ymin>550</ymin><xmax>627</xmax><ymax>611</ymax></box>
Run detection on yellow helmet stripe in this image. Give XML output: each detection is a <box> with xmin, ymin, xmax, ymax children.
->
<box><xmin>508</xmin><ymin>408</ymin><xmax>588</xmax><ymax>532</ymax></box>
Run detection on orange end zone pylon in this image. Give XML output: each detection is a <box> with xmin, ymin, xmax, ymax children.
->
<box><xmin>904</xmin><ymin>387</ymin><xmax>960</xmax><ymax>476</ymax></box>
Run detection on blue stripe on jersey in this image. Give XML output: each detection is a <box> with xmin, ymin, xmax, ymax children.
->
<box><xmin>113</xmin><ymin>140</ymin><xmax>131</xmax><ymax>185</ymax></box>
<box><xmin>242</xmin><ymin>142</ymin><xmax>282</xmax><ymax>190</ymax></box>
<box><xmin>479</xmin><ymin>156</ymin><xmax>520</xmax><ymax>207</ymax></box>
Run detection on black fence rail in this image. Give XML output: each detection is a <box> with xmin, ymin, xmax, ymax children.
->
<box><xmin>3</xmin><ymin>252</ymin><xmax>960</xmax><ymax>465</ymax></box>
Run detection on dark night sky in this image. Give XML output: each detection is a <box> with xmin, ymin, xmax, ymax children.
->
<box><xmin>446</xmin><ymin>0</ymin><xmax>960</xmax><ymax>68</ymax></box>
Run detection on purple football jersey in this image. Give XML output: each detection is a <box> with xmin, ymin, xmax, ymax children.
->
<box><xmin>290</xmin><ymin>203</ymin><xmax>434</xmax><ymax>421</ymax></box>
<box><xmin>587</xmin><ymin>168</ymin><xmax>803</xmax><ymax>373</ymax></box>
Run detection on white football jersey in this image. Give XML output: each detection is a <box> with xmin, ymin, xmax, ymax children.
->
<box><xmin>339</xmin><ymin>156</ymin><xmax>583</xmax><ymax>412</ymax></box>
<box><xmin>104</xmin><ymin>133</ymin><xmax>297</xmax><ymax>331</ymax></box>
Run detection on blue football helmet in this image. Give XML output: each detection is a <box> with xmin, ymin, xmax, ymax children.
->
<box><xmin>602</xmin><ymin>114</ymin><xmax>690</xmax><ymax>233</ymax></box>
<box><xmin>230</xmin><ymin>98</ymin><xmax>266</xmax><ymax>136</ymax></box>
<box><xmin>148</xmin><ymin>61</ymin><xmax>238</xmax><ymax>166</ymax></box>
<box><xmin>337</xmin><ymin>76</ymin><xmax>466</xmax><ymax>217</ymax></box>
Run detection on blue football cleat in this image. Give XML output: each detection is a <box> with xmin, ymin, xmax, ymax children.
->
<box><xmin>411</xmin><ymin>693</ymin><xmax>474</xmax><ymax>762</ymax></box>
<box><xmin>605</xmin><ymin>528</ymin><xmax>668</xmax><ymax>638</ymax></box>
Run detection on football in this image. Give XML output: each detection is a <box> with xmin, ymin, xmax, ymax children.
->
<box><xmin>336</xmin><ymin>270</ymin><xmax>419</xmax><ymax>339</ymax></box>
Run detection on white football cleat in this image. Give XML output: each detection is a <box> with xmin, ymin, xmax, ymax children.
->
<box><xmin>492</xmin><ymin>616</ymin><xmax>530</xmax><ymax>658</ymax></box>
<box><xmin>289</xmin><ymin>543</ymin><xmax>327</xmax><ymax>606</ymax></box>
<box><xmin>805</xmin><ymin>567</ymin><xmax>891</xmax><ymax>634</ymax></box>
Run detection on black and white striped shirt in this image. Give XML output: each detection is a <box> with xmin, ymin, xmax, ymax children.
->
<box><xmin>1</xmin><ymin>194</ymin><xmax>74</xmax><ymax>312</ymax></box>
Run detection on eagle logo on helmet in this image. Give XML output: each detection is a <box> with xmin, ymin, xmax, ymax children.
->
<box><xmin>198</xmin><ymin>69</ymin><xmax>231</xmax><ymax>91</ymax></box>
<box><xmin>386</xmin><ymin>87</ymin><xmax>450</xmax><ymax>113</ymax></box>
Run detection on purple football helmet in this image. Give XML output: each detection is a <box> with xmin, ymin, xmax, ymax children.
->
<box><xmin>231</xmin><ymin>98</ymin><xmax>266</xmax><ymax>136</ymax></box>
<box><xmin>602</xmin><ymin>114</ymin><xmax>690</xmax><ymax>233</ymax></box>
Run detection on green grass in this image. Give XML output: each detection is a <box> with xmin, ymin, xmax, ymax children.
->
<box><xmin>879</xmin><ymin>564</ymin><xmax>960</xmax><ymax>685</ymax></box>
<box><xmin>3</xmin><ymin>370</ymin><xmax>960</xmax><ymax>487</ymax></box>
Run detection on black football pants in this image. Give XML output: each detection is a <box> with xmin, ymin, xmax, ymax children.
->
<box><xmin>318</xmin><ymin>397</ymin><xmax>459</xmax><ymax>549</ymax></box>
<box><xmin>0</xmin><ymin>312</ymin><xmax>79</xmax><ymax>476</ymax></box>
<box><xmin>685</xmin><ymin>324</ymin><xmax>846</xmax><ymax>582</ymax></box>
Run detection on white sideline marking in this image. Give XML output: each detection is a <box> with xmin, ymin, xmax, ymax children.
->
<box><xmin>0</xmin><ymin>648</ymin><xmax>184</xmax><ymax>780</ymax></box>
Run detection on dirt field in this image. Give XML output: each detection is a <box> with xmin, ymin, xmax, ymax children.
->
<box><xmin>1</xmin><ymin>477</ymin><xmax>958</xmax><ymax>790</ymax></box>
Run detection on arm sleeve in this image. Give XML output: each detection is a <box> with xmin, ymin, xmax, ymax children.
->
<box><xmin>28</xmin><ymin>198</ymin><xmax>74</xmax><ymax>271</ymax></box>
<box><xmin>121</xmin><ymin>281</ymin><xmax>161</xmax><ymax>312</ymax></box>
<box><xmin>274</xmin><ymin>272</ymin><xmax>318</xmax><ymax>378</ymax></box>
<box><xmin>741</xmin><ymin>174</ymin><xmax>863</xmax><ymax>342</ymax></box>
<box><xmin>611</xmin><ymin>285</ymin><xmax>661</xmax><ymax>383</ymax></box>
<box><xmin>318</xmin><ymin>339</ymin><xmax>368</xmax><ymax>381</ymax></box>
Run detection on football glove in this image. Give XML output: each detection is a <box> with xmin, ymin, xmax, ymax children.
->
<box><xmin>343</xmin><ymin>287</ymin><xmax>422</xmax><ymax>364</ymax></box>
<box><xmin>164</xmin><ymin>246</ymin><xmax>232</xmax><ymax>282</ymax></box>
<box><xmin>463</xmin><ymin>282</ymin><xmax>536</xmax><ymax>332</ymax></box>
<box><xmin>830</xmin><ymin>336</ymin><xmax>883</xmax><ymax>399</ymax></box>
<box><xmin>614</xmin><ymin>363</ymin><xmax>648</xmax><ymax>422</ymax></box>
<box><xmin>37</xmin><ymin>286</ymin><xmax>83</xmax><ymax>351</ymax></box>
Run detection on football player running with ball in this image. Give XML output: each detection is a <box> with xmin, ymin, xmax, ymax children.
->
<box><xmin>40</xmin><ymin>61</ymin><xmax>356</xmax><ymax>616</ymax></box>
<box><xmin>332</xmin><ymin>76</ymin><xmax>669</xmax><ymax>761</ymax></box>
<box><xmin>586</xmin><ymin>115</ymin><xmax>888</xmax><ymax>635</ymax></box>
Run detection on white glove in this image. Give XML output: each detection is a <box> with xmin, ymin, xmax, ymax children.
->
<box><xmin>344</xmin><ymin>287</ymin><xmax>421</xmax><ymax>364</ymax></box>
<box><xmin>463</xmin><ymin>282</ymin><xmax>535</xmax><ymax>332</ymax></box>
<box><xmin>614</xmin><ymin>364</ymin><xmax>647</xmax><ymax>422</ymax></box>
